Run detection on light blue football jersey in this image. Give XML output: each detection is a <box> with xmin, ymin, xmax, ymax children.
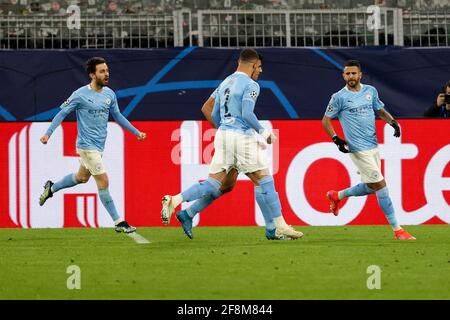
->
<box><xmin>48</xmin><ymin>85</ymin><xmax>122</xmax><ymax>151</ymax></box>
<box><xmin>324</xmin><ymin>84</ymin><xmax>385</xmax><ymax>152</ymax></box>
<box><xmin>211</xmin><ymin>71</ymin><xmax>260</xmax><ymax>135</ymax></box>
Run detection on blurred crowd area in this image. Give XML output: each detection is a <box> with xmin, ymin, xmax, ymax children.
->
<box><xmin>0</xmin><ymin>0</ymin><xmax>449</xmax><ymax>16</ymax></box>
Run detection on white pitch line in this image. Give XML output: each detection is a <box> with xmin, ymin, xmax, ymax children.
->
<box><xmin>126</xmin><ymin>232</ymin><xmax>151</xmax><ymax>244</ymax></box>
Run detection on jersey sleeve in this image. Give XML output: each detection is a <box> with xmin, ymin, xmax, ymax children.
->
<box><xmin>324</xmin><ymin>93</ymin><xmax>341</xmax><ymax>118</ymax></box>
<box><xmin>59</xmin><ymin>91</ymin><xmax>79</xmax><ymax>113</ymax></box>
<box><xmin>243</xmin><ymin>82</ymin><xmax>260</xmax><ymax>103</ymax></box>
<box><xmin>210</xmin><ymin>88</ymin><xmax>219</xmax><ymax>100</ymax></box>
<box><xmin>109</xmin><ymin>91</ymin><xmax>139</xmax><ymax>135</ymax></box>
<box><xmin>211</xmin><ymin>98</ymin><xmax>221</xmax><ymax>128</ymax></box>
<box><xmin>371</xmin><ymin>87</ymin><xmax>385</xmax><ymax>111</ymax></box>
<box><xmin>45</xmin><ymin>91</ymin><xmax>79</xmax><ymax>137</ymax></box>
<box><xmin>110</xmin><ymin>92</ymin><xmax>120</xmax><ymax>113</ymax></box>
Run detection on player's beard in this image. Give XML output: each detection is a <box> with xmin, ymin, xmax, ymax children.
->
<box><xmin>96</xmin><ymin>77</ymin><xmax>107</xmax><ymax>88</ymax></box>
<box><xmin>347</xmin><ymin>79</ymin><xmax>359</xmax><ymax>88</ymax></box>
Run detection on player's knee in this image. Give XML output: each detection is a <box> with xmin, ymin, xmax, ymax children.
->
<box><xmin>96</xmin><ymin>179</ymin><xmax>109</xmax><ymax>190</ymax></box>
<box><xmin>220</xmin><ymin>184</ymin><xmax>234</xmax><ymax>194</ymax></box>
<box><xmin>367</xmin><ymin>180</ymin><xmax>385</xmax><ymax>191</ymax></box>
<box><xmin>76</xmin><ymin>175</ymin><xmax>90</xmax><ymax>184</ymax></box>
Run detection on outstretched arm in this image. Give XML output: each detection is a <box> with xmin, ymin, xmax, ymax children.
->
<box><xmin>41</xmin><ymin>106</ymin><xmax>73</xmax><ymax>144</ymax></box>
<box><xmin>110</xmin><ymin>109</ymin><xmax>146</xmax><ymax>140</ymax></box>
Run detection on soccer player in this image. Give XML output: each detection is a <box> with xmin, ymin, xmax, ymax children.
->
<box><xmin>39</xmin><ymin>57</ymin><xmax>146</xmax><ymax>233</ymax></box>
<box><xmin>161</xmin><ymin>48</ymin><xmax>303</xmax><ymax>240</ymax></box>
<box><xmin>185</xmin><ymin>67</ymin><xmax>295</xmax><ymax>241</ymax></box>
<box><xmin>322</xmin><ymin>60</ymin><xmax>415</xmax><ymax>240</ymax></box>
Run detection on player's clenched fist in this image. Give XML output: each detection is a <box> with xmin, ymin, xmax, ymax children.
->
<box><xmin>332</xmin><ymin>135</ymin><xmax>349</xmax><ymax>153</ymax></box>
<box><xmin>40</xmin><ymin>135</ymin><xmax>49</xmax><ymax>144</ymax></box>
<box><xmin>390</xmin><ymin>120</ymin><xmax>401</xmax><ymax>138</ymax></box>
<box><xmin>136</xmin><ymin>132</ymin><xmax>147</xmax><ymax>141</ymax></box>
<box><xmin>261</xmin><ymin>130</ymin><xmax>277</xmax><ymax>144</ymax></box>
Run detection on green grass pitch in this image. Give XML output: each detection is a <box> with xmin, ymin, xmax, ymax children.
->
<box><xmin>0</xmin><ymin>225</ymin><xmax>449</xmax><ymax>300</ymax></box>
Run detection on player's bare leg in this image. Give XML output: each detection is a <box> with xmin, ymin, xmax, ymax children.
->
<box><xmin>39</xmin><ymin>165</ymin><xmax>89</xmax><ymax>206</ymax></box>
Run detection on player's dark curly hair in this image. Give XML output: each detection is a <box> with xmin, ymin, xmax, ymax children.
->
<box><xmin>345</xmin><ymin>60</ymin><xmax>361</xmax><ymax>71</ymax></box>
<box><xmin>85</xmin><ymin>57</ymin><xmax>106</xmax><ymax>75</ymax></box>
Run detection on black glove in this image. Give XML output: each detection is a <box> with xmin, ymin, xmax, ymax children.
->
<box><xmin>332</xmin><ymin>135</ymin><xmax>349</xmax><ymax>153</ymax></box>
<box><xmin>390</xmin><ymin>120</ymin><xmax>401</xmax><ymax>138</ymax></box>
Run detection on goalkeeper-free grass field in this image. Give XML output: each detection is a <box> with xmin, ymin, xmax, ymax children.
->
<box><xmin>0</xmin><ymin>225</ymin><xmax>449</xmax><ymax>300</ymax></box>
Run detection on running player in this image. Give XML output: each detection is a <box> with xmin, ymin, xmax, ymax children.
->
<box><xmin>39</xmin><ymin>57</ymin><xmax>146</xmax><ymax>233</ymax></box>
<box><xmin>161</xmin><ymin>48</ymin><xmax>303</xmax><ymax>240</ymax></box>
<box><xmin>322</xmin><ymin>60</ymin><xmax>415</xmax><ymax>240</ymax></box>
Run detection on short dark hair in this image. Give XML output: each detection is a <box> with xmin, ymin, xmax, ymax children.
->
<box><xmin>344</xmin><ymin>60</ymin><xmax>361</xmax><ymax>70</ymax></box>
<box><xmin>85</xmin><ymin>57</ymin><xmax>106</xmax><ymax>75</ymax></box>
<box><xmin>258</xmin><ymin>53</ymin><xmax>263</xmax><ymax>62</ymax></box>
<box><xmin>239</xmin><ymin>48</ymin><xmax>259</xmax><ymax>63</ymax></box>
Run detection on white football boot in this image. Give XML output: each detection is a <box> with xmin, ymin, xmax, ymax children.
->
<box><xmin>161</xmin><ymin>195</ymin><xmax>175</xmax><ymax>225</ymax></box>
<box><xmin>275</xmin><ymin>226</ymin><xmax>304</xmax><ymax>239</ymax></box>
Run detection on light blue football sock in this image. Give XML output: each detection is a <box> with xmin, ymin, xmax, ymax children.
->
<box><xmin>51</xmin><ymin>173</ymin><xmax>78</xmax><ymax>193</ymax></box>
<box><xmin>340</xmin><ymin>183</ymin><xmax>374</xmax><ymax>199</ymax></box>
<box><xmin>255</xmin><ymin>186</ymin><xmax>276</xmax><ymax>231</ymax></box>
<box><xmin>375</xmin><ymin>187</ymin><xmax>400</xmax><ymax>229</ymax></box>
<box><xmin>186</xmin><ymin>189</ymin><xmax>223</xmax><ymax>218</ymax></box>
<box><xmin>181</xmin><ymin>177</ymin><xmax>221</xmax><ymax>202</ymax></box>
<box><xmin>98</xmin><ymin>189</ymin><xmax>120</xmax><ymax>222</ymax></box>
<box><xmin>259</xmin><ymin>176</ymin><xmax>282</xmax><ymax>219</ymax></box>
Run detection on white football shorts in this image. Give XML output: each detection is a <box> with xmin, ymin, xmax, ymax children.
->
<box><xmin>349</xmin><ymin>147</ymin><xmax>384</xmax><ymax>183</ymax></box>
<box><xmin>76</xmin><ymin>148</ymin><xmax>106</xmax><ymax>176</ymax></box>
<box><xmin>209</xmin><ymin>129</ymin><xmax>268</xmax><ymax>174</ymax></box>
